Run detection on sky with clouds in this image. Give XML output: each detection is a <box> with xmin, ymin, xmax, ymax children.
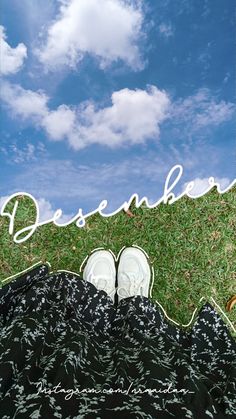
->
<box><xmin>0</xmin><ymin>0</ymin><xmax>235</xmax><ymax>220</ymax></box>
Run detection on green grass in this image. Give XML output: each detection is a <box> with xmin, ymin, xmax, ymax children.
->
<box><xmin>0</xmin><ymin>186</ymin><xmax>235</xmax><ymax>334</ymax></box>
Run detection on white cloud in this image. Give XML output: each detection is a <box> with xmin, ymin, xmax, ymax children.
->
<box><xmin>73</xmin><ymin>86</ymin><xmax>170</xmax><ymax>148</ymax></box>
<box><xmin>2</xmin><ymin>141</ymin><xmax>234</xmax><ymax>215</ymax></box>
<box><xmin>0</xmin><ymin>82</ymin><xmax>48</xmax><ymax>120</ymax></box>
<box><xmin>194</xmin><ymin>101</ymin><xmax>235</xmax><ymax>128</ymax></box>
<box><xmin>171</xmin><ymin>88</ymin><xmax>235</xmax><ymax>133</ymax></box>
<box><xmin>1</xmin><ymin>82</ymin><xmax>170</xmax><ymax>149</ymax></box>
<box><xmin>1</xmin><ymin>82</ymin><xmax>234</xmax><ymax>151</ymax></box>
<box><xmin>1</xmin><ymin>142</ymin><xmax>47</xmax><ymax>164</ymax></box>
<box><xmin>183</xmin><ymin>177</ymin><xmax>232</xmax><ymax>196</ymax></box>
<box><xmin>37</xmin><ymin>0</ymin><xmax>144</xmax><ymax>71</ymax></box>
<box><xmin>37</xmin><ymin>197</ymin><xmax>72</xmax><ymax>223</ymax></box>
<box><xmin>159</xmin><ymin>22</ymin><xmax>174</xmax><ymax>38</ymax></box>
<box><xmin>41</xmin><ymin>105</ymin><xmax>76</xmax><ymax>141</ymax></box>
<box><xmin>0</xmin><ymin>25</ymin><xmax>27</xmax><ymax>75</ymax></box>
<box><xmin>9</xmin><ymin>143</ymin><xmax>36</xmax><ymax>164</ymax></box>
<box><xmin>2</xmin><ymin>155</ymin><xmax>171</xmax><ymax>213</ymax></box>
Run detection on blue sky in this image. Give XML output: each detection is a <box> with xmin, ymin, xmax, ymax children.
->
<box><xmin>0</xmin><ymin>0</ymin><xmax>235</xmax><ymax>221</ymax></box>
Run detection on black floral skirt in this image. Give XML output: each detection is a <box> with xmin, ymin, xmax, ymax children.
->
<box><xmin>0</xmin><ymin>264</ymin><xmax>235</xmax><ymax>418</ymax></box>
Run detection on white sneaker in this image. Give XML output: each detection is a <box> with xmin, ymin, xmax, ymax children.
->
<box><xmin>117</xmin><ymin>247</ymin><xmax>151</xmax><ymax>303</ymax></box>
<box><xmin>83</xmin><ymin>250</ymin><xmax>116</xmax><ymax>303</ymax></box>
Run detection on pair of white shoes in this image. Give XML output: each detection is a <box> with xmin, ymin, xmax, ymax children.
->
<box><xmin>83</xmin><ymin>247</ymin><xmax>152</xmax><ymax>304</ymax></box>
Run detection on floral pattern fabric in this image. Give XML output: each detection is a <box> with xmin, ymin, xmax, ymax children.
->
<box><xmin>0</xmin><ymin>264</ymin><xmax>235</xmax><ymax>418</ymax></box>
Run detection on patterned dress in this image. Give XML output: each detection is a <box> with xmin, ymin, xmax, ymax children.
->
<box><xmin>0</xmin><ymin>263</ymin><xmax>235</xmax><ymax>418</ymax></box>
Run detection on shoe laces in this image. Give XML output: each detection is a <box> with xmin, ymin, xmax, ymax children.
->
<box><xmin>87</xmin><ymin>272</ymin><xmax>115</xmax><ymax>298</ymax></box>
<box><xmin>117</xmin><ymin>271</ymin><xmax>145</xmax><ymax>298</ymax></box>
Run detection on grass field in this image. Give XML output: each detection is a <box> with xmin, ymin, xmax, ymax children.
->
<box><xmin>0</xmin><ymin>186</ymin><xmax>235</xmax><ymax>335</ymax></box>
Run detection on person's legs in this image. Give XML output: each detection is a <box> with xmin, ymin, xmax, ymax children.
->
<box><xmin>0</xmin><ymin>262</ymin><xmax>118</xmax><ymax>418</ymax></box>
<box><xmin>82</xmin><ymin>246</ymin><xmax>164</xmax><ymax>337</ymax></box>
<box><xmin>114</xmin><ymin>246</ymin><xmax>171</xmax><ymax>338</ymax></box>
